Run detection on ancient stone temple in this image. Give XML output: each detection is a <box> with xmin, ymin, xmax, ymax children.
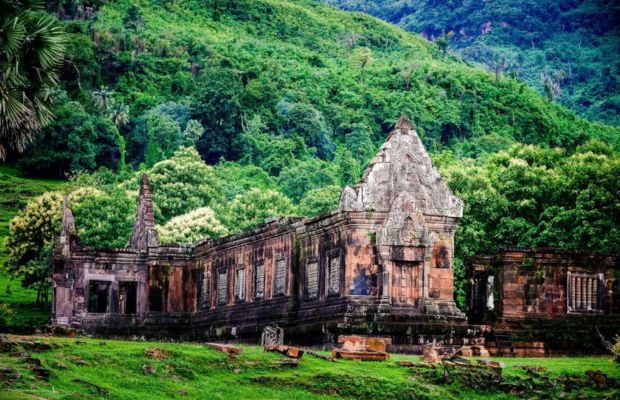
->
<box><xmin>51</xmin><ymin>115</ymin><xmax>477</xmax><ymax>349</ymax></box>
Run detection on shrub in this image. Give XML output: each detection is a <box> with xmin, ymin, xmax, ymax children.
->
<box><xmin>613</xmin><ymin>336</ymin><xmax>620</xmax><ymax>363</ymax></box>
<box><xmin>157</xmin><ymin>207</ymin><xmax>228</xmax><ymax>244</ymax></box>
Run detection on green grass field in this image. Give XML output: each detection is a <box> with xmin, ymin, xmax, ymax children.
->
<box><xmin>0</xmin><ymin>165</ymin><xmax>70</xmax><ymax>327</ymax></box>
<box><xmin>0</xmin><ymin>335</ymin><xmax>618</xmax><ymax>400</ymax></box>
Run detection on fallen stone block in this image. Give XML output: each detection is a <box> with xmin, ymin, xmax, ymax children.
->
<box><xmin>338</xmin><ymin>335</ymin><xmax>391</xmax><ymax>353</ymax></box>
<box><xmin>332</xmin><ymin>349</ymin><xmax>390</xmax><ymax>361</ymax></box>
<box><xmin>456</xmin><ymin>346</ymin><xmax>473</xmax><ymax>357</ymax></box>
<box><xmin>477</xmin><ymin>359</ymin><xmax>505</xmax><ymax>369</ymax></box>
<box><xmin>264</xmin><ymin>345</ymin><xmax>304</xmax><ymax>359</ymax></box>
<box><xmin>454</xmin><ymin>344</ymin><xmax>490</xmax><ymax>358</ymax></box>
<box><xmin>73</xmin><ymin>378</ymin><xmax>111</xmax><ymax>395</ymax></box>
<box><xmin>585</xmin><ymin>370</ymin><xmax>611</xmax><ymax>388</ymax></box>
<box><xmin>513</xmin><ymin>365</ymin><xmax>547</xmax><ymax>373</ymax></box>
<box><xmin>205</xmin><ymin>343</ymin><xmax>241</xmax><ymax>355</ymax></box>
<box><xmin>422</xmin><ymin>345</ymin><xmax>441</xmax><ymax>364</ymax></box>
<box><xmin>145</xmin><ymin>347</ymin><xmax>171</xmax><ymax>360</ymax></box>
<box><xmin>397</xmin><ymin>360</ymin><xmax>432</xmax><ymax>369</ymax></box>
<box><xmin>32</xmin><ymin>365</ymin><xmax>51</xmax><ymax>380</ymax></box>
<box><xmin>269</xmin><ymin>358</ymin><xmax>300</xmax><ymax>368</ymax></box>
<box><xmin>300</xmin><ymin>348</ymin><xmax>335</xmax><ymax>362</ymax></box>
<box><xmin>143</xmin><ymin>364</ymin><xmax>156</xmax><ymax>375</ymax></box>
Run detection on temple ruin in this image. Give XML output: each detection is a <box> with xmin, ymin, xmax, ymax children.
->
<box><xmin>466</xmin><ymin>247</ymin><xmax>619</xmax><ymax>355</ymax></box>
<box><xmin>52</xmin><ymin>115</ymin><xmax>477</xmax><ymax>348</ymax></box>
<box><xmin>51</xmin><ymin>114</ymin><xmax>619</xmax><ymax>352</ymax></box>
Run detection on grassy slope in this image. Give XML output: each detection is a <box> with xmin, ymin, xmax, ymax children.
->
<box><xmin>0</xmin><ymin>336</ymin><xmax>619</xmax><ymax>399</ymax></box>
<box><xmin>0</xmin><ymin>165</ymin><xmax>70</xmax><ymax>327</ymax></box>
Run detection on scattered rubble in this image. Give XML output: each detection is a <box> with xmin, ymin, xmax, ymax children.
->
<box><xmin>476</xmin><ymin>359</ymin><xmax>505</xmax><ymax>369</ymax></box>
<box><xmin>0</xmin><ymin>366</ymin><xmax>23</xmax><ymax>386</ymax></box>
<box><xmin>0</xmin><ymin>335</ymin><xmax>53</xmax><ymax>353</ymax></box>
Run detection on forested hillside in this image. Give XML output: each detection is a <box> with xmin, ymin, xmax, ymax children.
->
<box><xmin>2</xmin><ymin>0</ymin><xmax>619</xmax><ymax>315</ymax></box>
<box><xmin>325</xmin><ymin>0</ymin><xmax>620</xmax><ymax>126</ymax></box>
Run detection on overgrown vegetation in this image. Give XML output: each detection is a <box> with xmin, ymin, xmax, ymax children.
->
<box><xmin>0</xmin><ymin>166</ymin><xmax>69</xmax><ymax>327</ymax></box>
<box><xmin>326</xmin><ymin>0</ymin><xmax>620</xmax><ymax>126</ymax></box>
<box><xmin>0</xmin><ymin>335</ymin><xmax>618</xmax><ymax>399</ymax></box>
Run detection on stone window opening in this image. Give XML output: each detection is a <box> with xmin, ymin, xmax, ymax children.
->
<box><xmin>201</xmin><ymin>276</ymin><xmax>211</xmax><ymax>308</ymax></box>
<box><xmin>273</xmin><ymin>257</ymin><xmax>287</xmax><ymax>296</ymax></box>
<box><xmin>119</xmin><ymin>282</ymin><xmax>137</xmax><ymax>314</ymax></box>
<box><xmin>568</xmin><ymin>272</ymin><xmax>603</xmax><ymax>313</ymax></box>
<box><xmin>306</xmin><ymin>260</ymin><xmax>319</xmax><ymax>300</ymax></box>
<box><xmin>254</xmin><ymin>261</ymin><xmax>265</xmax><ymax>300</ymax></box>
<box><xmin>327</xmin><ymin>256</ymin><xmax>341</xmax><ymax>296</ymax></box>
<box><xmin>235</xmin><ymin>266</ymin><xmax>246</xmax><ymax>302</ymax></box>
<box><xmin>148</xmin><ymin>285</ymin><xmax>163</xmax><ymax>312</ymax></box>
<box><xmin>217</xmin><ymin>269</ymin><xmax>228</xmax><ymax>306</ymax></box>
<box><xmin>88</xmin><ymin>281</ymin><xmax>110</xmax><ymax>313</ymax></box>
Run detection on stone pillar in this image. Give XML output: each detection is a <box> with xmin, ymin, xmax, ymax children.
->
<box><xmin>127</xmin><ymin>174</ymin><xmax>159</xmax><ymax>250</ymax></box>
<box><xmin>423</xmin><ymin>249</ymin><xmax>431</xmax><ymax>299</ymax></box>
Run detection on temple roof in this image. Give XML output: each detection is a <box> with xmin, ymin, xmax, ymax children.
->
<box><xmin>340</xmin><ymin>114</ymin><xmax>463</xmax><ymax>218</ymax></box>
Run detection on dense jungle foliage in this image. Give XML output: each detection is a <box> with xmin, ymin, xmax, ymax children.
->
<box><xmin>325</xmin><ymin>0</ymin><xmax>620</xmax><ymax>126</ymax></box>
<box><xmin>2</xmin><ymin>0</ymin><xmax>619</xmax><ymax>311</ymax></box>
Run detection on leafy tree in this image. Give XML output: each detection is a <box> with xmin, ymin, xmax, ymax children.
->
<box><xmin>148</xmin><ymin>147</ymin><xmax>224</xmax><ymax>222</ymax></box>
<box><xmin>157</xmin><ymin>207</ymin><xmax>228</xmax><ymax>244</ymax></box>
<box><xmin>192</xmin><ymin>67</ymin><xmax>244</xmax><ymax>163</ymax></box>
<box><xmin>73</xmin><ymin>188</ymin><xmax>135</xmax><ymax>248</ymax></box>
<box><xmin>276</xmin><ymin>100</ymin><xmax>335</xmax><ymax>160</ymax></box>
<box><xmin>123</xmin><ymin>4</ymin><xmax>144</xmax><ymax>30</ymax></box>
<box><xmin>17</xmin><ymin>97</ymin><xmax>122</xmax><ymax>177</ymax></box>
<box><xmin>350</xmin><ymin>46</ymin><xmax>373</xmax><ymax>83</ymax></box>
<box><xmin>3</xmin><ymin>192</ymin><xmax>63</xmax><ymax>303</ymax></box>
<box><xmin>126</xmin><ymin>102</ymin><xmax>190</xmax><ymax>166</ymax></box>
<box><xmin>182</xmin><ymin>119</ymin><xmax>204</xmax><ymax>146</ymax></box>
<box><xmin>435</xmin><ymin>32</ymin><xmax>452</xmax><ymax>60</ymax></box>
<box><xmin>299</xmin><ymin>185</ymin><xmax>341</xmax><ymax>216</ymax></box>
<box><xmin>540</xmin><ymin>70</ymin><xmax>564</xmax><ymax>102</ymax></box>
<box><xmin>0</xmin><ymin>0</ymin><xmax>65</xmax><ymax>159</ymax></box>
<box><xmin>277</xmin><ymin>159</ymin><xmax>338</xmax><ymax>202</ymax></box>
<box><xmin>2</xmin><ymin>188</ymin><xmax>101</xmax><ymax>303</ymax></box>
<box><xmin>214</xmin><ymin>160</ymin><xmax>277</xmax><ymax>200</ymax></box>
<box><xmin>144</xmin><ymin>114</ymin><xmax>183</xmax><ymax>166</ymax></box>
<box><xmin>223</xmin><ymin>188</ymin><xmax>297</xmax><ymax>232</ymax></box>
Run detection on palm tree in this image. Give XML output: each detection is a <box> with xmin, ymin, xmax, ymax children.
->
<box><xmin>92</xmin><ymin>86</ymin><xmax>115</xmax><ymax>110</ymax></box>
<box><xmin>0</xmin><ymin>0</ymin><xmax>65</xmax><ymax>159</ymax></box>
<box><xmin>108</xmin><ymin>102</ymin><xmax>129</xmax><ymax>128</ymax></box>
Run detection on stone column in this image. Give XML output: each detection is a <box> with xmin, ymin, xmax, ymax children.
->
<box><xmin>423</xmin><ymin>247</ymin><xmax>431</xmax><ymax>299</ymax></box>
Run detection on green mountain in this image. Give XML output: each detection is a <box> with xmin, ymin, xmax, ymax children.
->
<box><xmin>19</xmin><ymin>0</ymin><xmax>618</xmax><ymax>179</ymax></box>
<box><xmin>324</xmin><ymin>0</ymin><xmax>620</xmax><ymax>126</ymax></box>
